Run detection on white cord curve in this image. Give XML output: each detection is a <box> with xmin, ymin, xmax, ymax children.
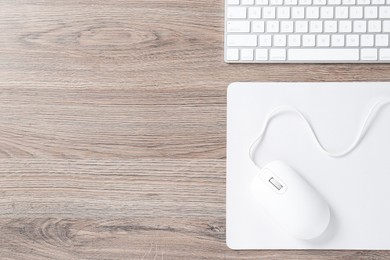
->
<box><xmin>249</xmin><ymin>99</ymin><xmax>390</xmax><ymax>169</ymax></box>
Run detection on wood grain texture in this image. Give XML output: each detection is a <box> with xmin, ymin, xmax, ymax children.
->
<box><xmin>0</xmin><ymin>0</ymin><xmax>390</xmax><ymax>259</ymax></box>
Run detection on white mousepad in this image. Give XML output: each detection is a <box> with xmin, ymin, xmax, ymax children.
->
<box><xmin>227</xmin><ymin>82</ymin><xmax>390</xmax><ymax>250</ymax></box>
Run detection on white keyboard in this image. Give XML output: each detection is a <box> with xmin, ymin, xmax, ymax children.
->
<box><xmin>225</xmin><ymin>0</ymin><xmax>390</xmax><ymax>63</ymax></box>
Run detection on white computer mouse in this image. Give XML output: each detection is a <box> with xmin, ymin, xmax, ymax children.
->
<box><xmin>251</xmin><ymin>160</ymin><xmax>330</xmax><ymax>240</ymax></box>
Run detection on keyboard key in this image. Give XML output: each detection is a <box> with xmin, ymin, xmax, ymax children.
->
<box><xmin>270</xmin><ymin>49</ymin><xmax>287</xmax><ymax>60</ymax></box>
<box><xmin>317</xmin><ymin>34</ymin><xmax>330</xmax><ymax>47</ymax></box>
<box><xmin>376</xmin><ymin>34</ymin><xmax>389</xmax><ymax>47</ymax></box>
<box><xmin>361</xmin><ymin>49</ymin><xmax>378</xmax><ymax>60</ymax></box>
<box><xmin>281</xmin><ymin>21</ymin><xmax>294</xmax><ymax>32</ymax></box>
<box><xmin>335</xmin><ymin>7</ymin><xmax>348</xmax><ymax>18</ymax></box>
<box><xmin>288</xmin><ymin>35</ymin><xmax>301</xmax><ymax>46</ymax></box>
<box><xmin>252</xmin><ymin>21</ymin><xmax>265</xmax><ymax>32</ymax></box>
<box><xmin>321</xmin><ymin>7</ymin><xmax>334</xmax><ymax>19</ymax></box>
<box><xmin>350</xmin><ymin>7</ymin><xmax>364</xmax><ymax>19</ymax></box>
<box><xmin>296</xmin><ymin>21</ymin><xmax>309</xmax><ymax>32</ymax></box>
<box><xmin>365</xmin><ymin>7</ymin><xmax>378</xmax><ymax>19</ymax></box>
<box><xmin>255</xmin><ymin>49</ymin><xmax>268</xmax><ymax>60</ymax></box>
<box><xmin>227</xmin><ymin>49</ymin><xmax>239</xmax><ymax>61</ymax></box>
<box><xmin>303</xmin><ymin>34</ymin><xmax>316</xmax><ymax>46</ymax></box>
<box><xmin>285</xmin><ymin>0</ymin><xmax>298</xmax><ymax>4</ymax></box>
<box><xmin>248</xmin><ymin>7</ymin><xmax>261</xmax><ymax>18</ymax></box>
<box><xmin>270</xmin><ymin>0</ymin><xmax>283</xmax><ymax>4</ymax></box>
<box><xmin>227</xmin><ymin>21</ymin><xmax>251</xmax><ymax>33</ymax></box>
<box><xmin>361</xmin><ymin>34</ymin><xmax>374</xmax><ymax>46</ymax></box>
<box><xmin>354</xmin><ymin>20</ymin><xmax>367</xmax><ymax>32</ymax></box>
<box><xmin>242</xmin><ymin>0</ymin><xmax>255</xmax><ymax>4</ymax></box>
<box><xmin>241</xmin><ymin>49</ymin><xmax>254</xmax><ymax>60</ymax></box>
<box><xmin>342</xmin><ymin>0</ymin><xmax>356</xmax><ymax>4</ymax></box>
<box><xmin>318</xmin><ymin>35</ymin><xmax>330</xmax><ymax>46</ymax></box>
<box><xmin>332</xmin><ymin>34</ymin><xmax>345</xmax><ymax>46</ymax></box>
<box><xmin>228</xmin><ymin>7</ymin><xmax>247</xmax><ymax>18</ymax></box>
<box><xmin>368</xmin><ymin>20</ymin><xmax>381</xmax><ymax>32</ymax></box>
<box><xmin>228</xmin><ymin>0</ymin><xmax>240</xmax><ymax>4</ymax></box>
<box><xmin>288</xmin><ymin>49</ymin><xmax>359</xmax><ymax>61</ymax></box>
<box><xmin>274</xmin><ymin>35</ymin><xmax>287</xmax><ymax>46</ymax></box>
<box><xmin>383</xmin><ymin>21</ymin><xmax>390</xmax><ymax>32</ymax></box>
<box><xmin>310</xmin><ymin>21</ymin><xmax>323</xmax><ymax>32</ymax></box>
<box><xmin>277</xmin><ymin>7</ymin><xmax>291</xmax><ymax>19</ymax></box>
<box><xmin>346</xmin><ymin>34</ymin><xmax>360</xmax><ymax>46</ymax></box>
<box><xmin>227</xmin><ymin>35</ymin><xmax>257</xmax><ymax>46</ymax></box>
<box><xmin>263</xmin><ymin>7</ymin><xmax>276</xmax><ymax>18</ymax></box>
<box><xmin>307</xmin><ymin>7</ymin><xmax>320</xmax><ymax>19</ymax></box>
<box><xmin>314</xmin><ymin>0</ymin><xmax>327</xmax><ymax>4</ymax></box>
<box><xmin>266</xmin><ymin>21</ymin><xmax>280</xmax><ymax>33</ymax></box>
<box><xmin>292</xmin><ymin>7</ymin><xmax>305</xmax><ymax>18</ymax></box>
<box><xmin>339</xmin><ymin>21</ymin><xmax>352</xmax><ymax>33</ymax></box>
<box><xmin>357</xmin><ymin>0</ymin><xmax>370</xmax><ymax>3</ymax></box>
<box><xmin>259</xmin><ymin>35</ymin><xmax>272</xmax><ymax>46</ymax></box>
<box><xmin>379</xmin><ymin>7</ymin><xmax>390</xmax><ymax>18</ymax></box>
<box><xmin>379</xmin><ymin>49</ymin><xmax>390</xmax><ymax>60</ymax></box>
<box><xmin>255</xmin><ymin>0</ymin><xmax>269</xmax><ymax>5</ymax></box>
<box><xmin>324</xmin><ymin>21</ymin><xmax>338</xmax><ymax>32</ymax></box>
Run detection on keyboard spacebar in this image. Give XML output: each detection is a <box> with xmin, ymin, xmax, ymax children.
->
<box><xmin>288</xmin><ymin>49</ymin><xmax>359</xmax><ymax>61</ymax></box>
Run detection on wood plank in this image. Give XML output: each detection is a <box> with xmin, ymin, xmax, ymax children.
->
<box><xmin>1</xmin><ymin>218</ymin><xmax>387</xmax><ymax>260</ymax></box>
<box><xmin>0</xmin><ymin>86</ymin><xmax>226</xmax><ymax>159</ymax></box>
<box><xmin>0</xmin><ymin>159</ymin><xmax>225</xmax><ymax>218</ymax></box>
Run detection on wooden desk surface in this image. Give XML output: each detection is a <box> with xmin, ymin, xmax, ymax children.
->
<box><xmin>1</xmin><ymin>1</ymin><xmax>390</xmax><ymax>259</ymax></box>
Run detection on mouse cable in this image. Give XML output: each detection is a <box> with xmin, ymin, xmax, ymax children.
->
<box><xmin>249</xmin><ymin>99</ymin><xmax>390</xmax><ymax>169</ymax></box>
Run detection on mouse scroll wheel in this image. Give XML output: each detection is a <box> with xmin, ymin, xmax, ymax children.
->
<box><xmin>269</xmin><ymin>177</ymin><xmax>283</xmax><ymax>191</ymax></box>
